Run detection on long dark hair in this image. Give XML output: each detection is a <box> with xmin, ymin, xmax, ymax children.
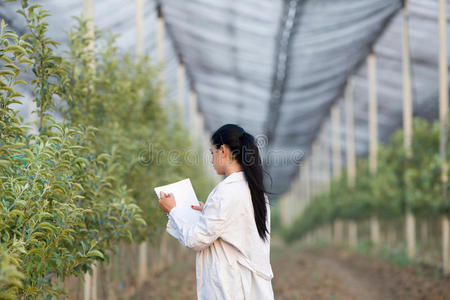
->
<box><xmin>211</xmin><ymin>124</ymin><xmax>273</xmax><ymax>241</ymax></box>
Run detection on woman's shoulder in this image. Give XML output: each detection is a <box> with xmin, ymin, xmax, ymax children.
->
<box><xmin>207</xmin><ymin>181</ymin><xmax>240</xmax><ymax>201</ymax></box>
<box><xmin>216</xmin><ymin>177</ymin><xmax>249</xmax><ymax>193</ymax></box>
<box><xmin>208</xmin><ymin>180</ymin><xmax>249</xmax><ymax>210</ymax></box>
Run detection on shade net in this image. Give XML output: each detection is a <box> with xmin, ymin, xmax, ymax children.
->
<box><xmin>1</xmin><ymin>0</ymin><xmax>449</xmax><ymax>199</ymax></box>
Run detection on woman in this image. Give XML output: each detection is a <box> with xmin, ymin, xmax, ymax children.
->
<box><xmin>158</xmin><ymin>124</ymin><xmax>274</xmax><ymax>300</ymax></box>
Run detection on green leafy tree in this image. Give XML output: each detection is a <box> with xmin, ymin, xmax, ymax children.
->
<box><xmin>1</xmin><ymin>0</ymin><xmax>215</xmax><ymax>298</ymax></box>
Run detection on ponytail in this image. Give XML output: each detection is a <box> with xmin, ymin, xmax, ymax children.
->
<box><xmin>211</xmin><ymin>124</ymin><xmax>273</xmax><ymax>241</ymax></box>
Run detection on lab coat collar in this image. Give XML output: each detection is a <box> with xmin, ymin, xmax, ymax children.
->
<box><xmin>222</xmin><ymin>170</ymin><xmax>245</xmax><ymax>184</ymax></box>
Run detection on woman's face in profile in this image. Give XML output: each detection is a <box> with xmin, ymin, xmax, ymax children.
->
<box><xmin>209</xmin><ymin>144</ymin><xmax>225</xmax><ymax>175</ymax></box>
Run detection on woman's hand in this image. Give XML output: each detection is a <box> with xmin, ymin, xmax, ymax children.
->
<box><xmin>159</xmin><ymin>191</ymin><xmax>176</xmax><ymax>213</ymax></box>
<box><xmin>191</xmin><ymin>201</ymin><xmax>204</xmax><ymax>212</ymax></box>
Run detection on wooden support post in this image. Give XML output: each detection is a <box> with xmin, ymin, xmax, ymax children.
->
<box><xmin>406</xmin><ymin>212</ymin><xmax>416</xmax><ymax>258</ymax></box>
<box><xmin>368</xmin><ymin>51</ymin><xmax>380</xmax><ymax>247</ymax></box>
<box><xmin>331</xmin><ymin>104</ymin><xmax>342</xmax><ymax>179</ymax></box>
<box><xmin>297</xmin><ymin>174</ymin><xmax>303</xmax><ymax>216</ymax></box>
<box><xmin>444</xmin><ymin>217</ymin><xmax>450</xmax><ymax>274</ymax></box>
<box><xmin>321</xmin><ymin>125</ymin><xmax>331</xmax><ymax>194</ymax></box>
<box><xmin>298</xmin><ymin>173</ymin><xmax>305</xmax><ymax>216</ymax></box>
<box><xmin>318</xmin><ymin>131</ymin><xmax>324</xmax><ymax>196</ymax></box>
<box><xmin>292</xmin><ymin>176</ymin><xmax>299</xmax><ymax>221</ymax></box>
<box><xmin>83</xmin><ymin>2</ymin><xmax>95</xmax><ymax>296</ymax></box>
<box><xmin>135</xmin><ymin>0</ymin><xmax>149</xmax><ymax>280</ymax></box>
<box><xmin>83</xmin><ymin>0</ymin><xmax>95</xmax><ymax>70</ymax></box>
<box><xmin>331</xmin><ymin>104</ymin><xmax>342</xmax><ymax>245</ymax></box>
<box><xmin>368</xmin><ymin>52</ymin><xmax>378</xmax><ymax>176</ymax></box>
<box><xmin>304</xmin><ymin>158</ymin><xmax>310</xmax><ymax>206</ymax></box>
<box><xmin>286</xmin><ymin>192</ymin><xmax>291</xmax><ymax>226</ymax></box>
<box><xmin>438</xmin><ymin>0</ymin><xmax>449</xmax><ymax>274</ymax></box>
<box><xmin>295</xmin><ymin>158</ymin><xmax>310</xmax><ymax>226</ymax></box>
<box><xmin>84</xmin><ymin>272</ymin><xmax>91</xmax><ymax>300</ymax></box>
<box><xmin>294</xmin><ymin>177</ymin><xmax>301</xmax><ymax>220</ymax></box>
<box><xmin>135</xmin><ymin>0</ymin><xmax>145</xmax><ymax>104</ymax></box>
<box><xmin>290</xmin><ymin>188</ymin><xmax>296</xmax><ymax>225</ymax></box>
<box><xmin>321</xmin><ymin>124</ymin><xmax>333</xmax><ymax>244</ymax></box>
<box><xmin>155</xmin><ymin>5</ymin><xmax>166</xmax><ymax>105</ymax></box>
<box><xmin>295</xmin><ymin>172</ymin><xmax>306</xmax><ymax>218</ymax></box>
<box><xmin>402</xmin><ymin>0</ymin><xmax>416</xmax><ymax>260</ymax></box>
<box><xmin>290</xmin><ymin>176</ymin><xmax>299</xmax><ymax>224</ymax></box>
<box><xmin>136</xmin><ymin>0</ymin><xmax>147</xmax><ymax>285</ymax></box>
<box><xmin>91</xmin><ymin>263</ymin><xmax>98</xmax><ymax>300</ymax></box>
<box><xmin>137</xmin><ymin>242</ymin><xmax>147</xmax><ymax>287</ymax></box>
<box><xmin>402</xmin><ymin>2</ymin><xmax>413</xmax><ymax>157</ymax></box>
<box><xmin>312</xmin><ymin>142</ymin><xmax>319</xmax><ymax>198</ymax></box>
<box><xmin>345</xmin><ymin>78</ymin><xmax>357</xmax><ymax>247</ymax></box>
<box><xmin>177</xmin><ymin>63</ymin><xmax>186</xmax><ymax>121</ymax></box>
<box><xmin>288</xmin><ymin>189</ymin><xmax>295</xmax><ymax>225</ymax></box>
<box><xmin>345</xmin><ymin>79</ymin><xmax>356</xmax><ymax>188</ymax></box>
<box><xmin>156</xmin><ymin>5</ymin><xmax>165</xmax><ymax>65</ymax></box>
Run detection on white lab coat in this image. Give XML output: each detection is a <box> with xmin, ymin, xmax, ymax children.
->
<box><xmin>167</xmin><ymin>170</ymin><xmax>274</xmax><ymax>300</ymax></box>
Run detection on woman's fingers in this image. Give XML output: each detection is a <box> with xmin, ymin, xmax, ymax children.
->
<box><xmin>191</xmin><ymin>201</ymin><xmax>204</xmax><ymax>211</ymax></box>
<box><xmin>158</xmin><ymin>192</ymin><xmax>175</xmax><ymax>213</ymax></box>
<box><xmin>160</xmin><ymin>191</ymin><xmax>173</xmax><ymax>200</ymax></box>
<box><xmin>191</xmin><ymin>205</ymin><xmax>202</xmax><ymax>211</ymax></box>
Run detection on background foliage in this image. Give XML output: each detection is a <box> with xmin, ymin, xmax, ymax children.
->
<box><xmin>284</xmin><ymin>116</ymin><xmax>450</xmax><ymax>242</ymax></box>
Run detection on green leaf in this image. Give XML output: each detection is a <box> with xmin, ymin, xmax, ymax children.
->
<box><xmin>86</xmin><ymin>250</ymin><xmax>104</xmax><ymax>259</ymax></box>
<box><xmin>36</xmin><ymin>222</ymin><xmax>57</xmax><ymax>232</ymax></box>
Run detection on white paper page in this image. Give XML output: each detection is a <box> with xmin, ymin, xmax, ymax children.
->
<box><xmin>154</xmin><ymin>178</ymin><xmax>201</xmax><ymax>238</ymax></box>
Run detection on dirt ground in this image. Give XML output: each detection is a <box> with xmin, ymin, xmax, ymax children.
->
<box><xmin>272</xmin><ymin>246</ymin><xmax>450</xmax><ymax>300</ymax></box>
<box><xmin>132</xmin><ymin>244</ymin><xmax>450</xmax><ymax>300</ymax></box>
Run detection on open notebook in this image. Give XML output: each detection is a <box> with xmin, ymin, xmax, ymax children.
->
<box><xmin>154</xmin><ymin>178</ymin><xmax>201</xmax><ymax>238</ymax></box>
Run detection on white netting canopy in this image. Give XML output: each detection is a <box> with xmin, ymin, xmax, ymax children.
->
<box><xmin>1</xmin><ymin>0</ymin><xmax>449</xmax><ymax>199</ymax></box>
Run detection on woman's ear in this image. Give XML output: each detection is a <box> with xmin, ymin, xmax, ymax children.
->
<box><xmin>220</xmin><ymin>145</ymin><xmax>229</xmax><ymax>160</ymax></box>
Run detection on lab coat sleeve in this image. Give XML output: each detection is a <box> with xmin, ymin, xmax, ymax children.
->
<box><xmin>168</xmin><ymin>187</ymin><xmax>233</xmax><ymax>251</ymax></box>
<box><xmin>166</xmin><ymin>216</ymin><xmax>180</xmax><ymax>240</ymax></box>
